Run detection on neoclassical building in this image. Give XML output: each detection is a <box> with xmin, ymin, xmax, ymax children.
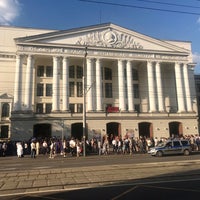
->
<box><xmin>0</xmin><ymin>23</ymin><xmax>198</xmax><ymax>141</ymax></box>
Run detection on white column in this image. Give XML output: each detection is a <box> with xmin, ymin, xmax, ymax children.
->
<box><xmin>14</xmin><ymin>54</ymin><xmax>23</xmax><ymax>111</ymax></box>
<box><xmin>52</xmin><ymin>56</ymin><xmax>60</xmax><ymax>111</ymax></box>
<box><xmin>118</xmin><ymin>60</ymin><xmax>126</xmax><ymax>111</ymax></box>
<box><xmin>183</xmin><ymin>63</ymin><xmax>193</xmax><ymax>112</ymax></box>
<box><xmin>96</xmin><ymin>58</ymin><xmax>103</xmax><ymax>111</ymax></box>
<box><xmin>24</xmin><ymin>55</ymin><xmax>34</xmax><ymax>111</ymax></box>
<box><xmin>126</xmin><ymin>60</ymin><xmax>134</xmax><ymax>112</ymax></box>
<box><xmin>87</xmin><ymin>58</ymin><xmax>94</xmax><ymax>111</ymax></box>
<box><xmin>62</xmin><ymin>57</ymin><xmax>69</xmax><ymax>111</ymax></box>
<box><xmin>175</xmin><ymin>62</ymin><xmax>186</xmax><ymax>112</ymax></box>
<box><xmin>155</xmin><ymin>62</ymin><xmax>164</xmax><ymax>112</ymax></box>
<box><xmin>147</xmin><ymin>61</ymin><xmax>156</xmax><ymax>112</ymax></box>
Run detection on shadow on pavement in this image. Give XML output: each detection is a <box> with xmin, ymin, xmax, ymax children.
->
<box><xmin>3</xmin><ymin>167</ymin><xmax>200</xmax><ymax>200</ymax></box>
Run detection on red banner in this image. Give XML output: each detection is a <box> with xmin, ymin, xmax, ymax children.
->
<box><xmin>107</xmin><ymin>106</ymin><xmax>119</xmax><ymax>113</ymax></box>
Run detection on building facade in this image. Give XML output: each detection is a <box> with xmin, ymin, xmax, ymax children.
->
<box><xmin>0</xmin><ymin>23</ymin><xmax>198</xmax><ymax>142</ymax></box>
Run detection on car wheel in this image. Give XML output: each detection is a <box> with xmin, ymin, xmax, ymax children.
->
<box><xmin>183</xmin><ymin>149</ymin><xmax>190</xmax><ymax>156</ymax></box>
<box><xmin>156</xmin><ymin>151</ymin><xmax>163</xmax><ymax>157</ymax></box>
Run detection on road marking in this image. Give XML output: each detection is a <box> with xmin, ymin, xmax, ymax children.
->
<box><xmin>144</xmin><ymin>184</ymin><xmax>200</xmax><ymax>193</ymax></box>
<box><xmin>111</xmin><ymin>185</ymin><xmax>138</xmax><ymax>200</ymax></box>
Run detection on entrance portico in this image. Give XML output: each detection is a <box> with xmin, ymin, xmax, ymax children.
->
<box><xmin>13</xmin><ymin>52</ymin><xmax>194</xmax><ymax>114</ymax></box>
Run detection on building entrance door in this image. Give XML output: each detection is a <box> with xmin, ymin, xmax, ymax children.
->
<box><xmin>169</xmin><ymin>121</ymin><xmax>183</xmax><ymax>137</ymax></box>
<box><xmin>71</xmin><ymin>123</ymin><xmax>87</xmax><ymax>140</ymax></box>
<box><xmin>138</xmin><ymin>122</ymin><xmax>153</xmax><ymax>138</ymax></box>
<box><xmin>33</xmin><ymin>124</ymin><xmax>51</xmax><ymax>139</ymax></box>
<box><xmin>106</xmin><ymin>122</ymin><xmax>121</xmax><ymax>143</ymax></box>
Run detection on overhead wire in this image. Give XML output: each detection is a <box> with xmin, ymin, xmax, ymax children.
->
<box><xmin>79</xmin><ymin>0</ymin><xmax>200</xmax><ymax>16</ymax></box>
<box><xmin>134</xmin><ymin>0</ymin><xmax>200</xmax><ymax>9</ymax></box>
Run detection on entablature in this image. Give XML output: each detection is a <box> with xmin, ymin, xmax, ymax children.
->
<box><xmin>16</xmin><ymin>44</ymin><xmax>189</xmax><ymax>62</ymax></box>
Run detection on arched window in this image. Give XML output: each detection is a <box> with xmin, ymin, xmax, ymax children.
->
<box><xmin>1</xmin><ymin>103</ymin><xmax>10</xmax><ymax>117</ymax></box>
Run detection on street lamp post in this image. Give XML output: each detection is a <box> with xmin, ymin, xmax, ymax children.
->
<box><xmin>61</xmin><ymin>119</ymin><xmax>64</xmax><ymax>142</ymax></box>
<box><xmin>56</xmin><ymin>120</ymin><xmax>64</xmax><ymax>142</ymax></box>
<box><xmin>83</xmin><ymin>47</ymin><xmax>87</xmax><ymax>157</ymax></box>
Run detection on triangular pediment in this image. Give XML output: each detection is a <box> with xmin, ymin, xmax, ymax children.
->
<box><xmin>0</xmin><ymin>93</ymin><xmax>13</xmax><ymax>99</ymax></box>
<box><xmin>15</xmin><ymin>23</ymin><xmax>189</xmax><ymax>54</ymax></box>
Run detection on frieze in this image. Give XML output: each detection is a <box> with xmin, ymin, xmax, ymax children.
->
<box><xmin>0</xmin><ymin>54</ymin><xmax>16</xmax><ymax>59</ymax></box>
<box><xmin>76</xmin><ymin>30</ymin><xmax>143</xmax><ymax>49</ymax></box>
<box><xmin>17</xmin><ymin>45</ymin><xmax>187</xmax><ymax>61</ymax></box>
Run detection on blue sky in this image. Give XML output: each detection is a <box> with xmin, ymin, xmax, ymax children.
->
<box><xmin>1</xmin><ymin>0</ymin><xmax>200</xmax><ymax>73</ymax></box>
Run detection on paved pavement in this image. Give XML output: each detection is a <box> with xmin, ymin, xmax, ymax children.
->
<box><xmin>1</xmin><ymin>154</ymin><xmax>200</xmax><ymax>199</ymax></box>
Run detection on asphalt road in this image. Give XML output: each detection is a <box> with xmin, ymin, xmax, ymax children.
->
<box><xmin>1</xmin><ymin>152</ymin><xmax>200</xmax><ymax>200</ymax></box>
<box><xmin>1</xmin><ymin>151</ymin><xmax>200</xmax><ymax>171</ymax></box>
<box><xmin>9</xmin><ymin>179</ymin><xmax>200</xmax><ymax>200</ymax></box>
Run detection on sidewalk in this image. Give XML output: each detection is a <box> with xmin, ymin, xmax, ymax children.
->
<box><xmin>1</xmin><ymin>155</ymin><xmax>200</xmax><ymax>198</ymax></box>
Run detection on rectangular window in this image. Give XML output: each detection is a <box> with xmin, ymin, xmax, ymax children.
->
<box><xmin>37</xmin><ymin>84</ymin><xmax>44</xmax><ymax>96</ymax></box>
<box><xmin>37</xmin><ymin>66</ymin><xmax>44</xmax><ymax>77</ymax></box>
<box><xmin>105</xmin><ymin>68</ymin><xmax>112</xmax><ymax>80</ymax></box>
<box><xmin>77</xmin><ymin>104</ymin><xmax>83</xmax><ymax>113</ymax></box>
<box><xmin>102</xmin><ymin>82</ymin><xmax>104</xmax><ymax>98</ymax></box>
<box><xmin>125</xmin><ymin>83</ymin><xmax>127</xmax><ymax>98</ymax></box>
<box><xmin>124</xmin><ymin>68</ymin><xmax>127</xmax><ymax>81</ymax></box>
<box><xmin>46</xmin><ymin>66</ymin><xmax>53</xmax><ymax>77</ymax></box>
<box><xmin>134</xmin><ymin>104</ymin><xmax>140</xmax><ymax>113</ymax></box>
<box><xmin>36</xmin><ymin>103</ymin><xmax>43</xmax><ymax>113</ymax></box>
<box><xmin>77</xmin><ymin>66</ymin><xmax>83</xmax><ymax>79</ymax></box>
<box><xmin>101</xmin><ymin>67</ymin><xmax>104</xmax><ymax>80</ymax></box>
<box><xmin>105</xmin><ymin>83</ymin><xmax>112</xmax><ymax>98</ymax></box>
<box><xmin>69</xmin><ymin>65</ymin><xmax>75</xmax><ymax>78</ymax></box>
<box><xmin>132</xmin><ymin>69</ymin><xmax>139</xmax><ymax>80</ymax></box>
<box><xmin>46</xmin><ymin>84</ymin><xmax>52</xmax><ymax>96</ymax></box>
<box><xmin>46</xmin><ymin>103</ymin><xmax>52</xmax><ymax>113</ymax></box>
<box><xmin>197</xmin><ymin>84</ymin><xmax>200</xmax><ymax>92</ymax></box>
<box><xmin>133</xmin><ymin>84</ymin><xmax>139</xmax><ymax>98</ymax></box>
<box><xmin>2</xmin><ymin>103</ymin><xmax>9</xmax><ymax>117</ymax></box>
<box><xmin>69</xmin><ymin>82</ymin><xmax>75</xmax><ymax>97</ymax></box>
<box><xmin>77</xmin><ymin>82</ymin><xmax>83</xmax><ymax>97</ymax></box>
<box><xmin>69</xmin><ymin>104</ymin><xmax>75</xmax><ymax>113</ymax></box>
<box><xmin>0</xmin><ymin>125</ymin><xmax>9</xmax><ymax>138</ymax></box>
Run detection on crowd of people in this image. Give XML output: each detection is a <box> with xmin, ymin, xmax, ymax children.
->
<box><xmin>0</xmin><ymin>134</ymin><xmax>200</xmax><ymax>158</ymax></box>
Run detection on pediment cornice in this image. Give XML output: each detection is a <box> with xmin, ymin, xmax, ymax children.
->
<box><xmin>15</xmin><ymin>23</ymin><xmax>190</xmax><ymax>54</ymax></box>
<box><xmin>0</xmin><ymin>93</ymin><xmax>13</xmax><ymax>99</ymax></box>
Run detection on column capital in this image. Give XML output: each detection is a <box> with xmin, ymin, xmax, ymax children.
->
<box><xmin>62</xmin><ymin>56</ymin><xmax>69</xmax><ymax>60</ymax></box>
<box><xmin>174</xmin><ymin>62</ymin><xmax>182</xmax><ymax>66</ymax></box>
<box><xmin>95</xmin><ymin>58</ymin><xmax>102</xmax><ymax>63</ymax></box>
<box><xmin>62</xmin><ymin>56</ymin><xmax>69</xmax><ymax>64</ymax></box>
<box><xmin>86</xmin><ymin>57</ymin><xmax>95</xmax><ymax>63</ymax></box>
<box><xmin>126</xmin><ymin>60</ymin><xmax>132</xmax><ymax>64</ymax></box>
<box><xmin>15</xmin><ymin>53</ymin><xmax>23</xmax><ymax>60</ymax></box>
<box><xmin>147</xmin><ymin>60</ymin><xmax>154</xmax><ymax>65</ymax></box>
<box><xmin>155</xmin><ymin>61</ymin><xmax>161</xmax><ymax>64</ymax></box>
<box><xmin>53</xmin><ymin>55</ymin><xmax>60</xmax><ymax>60</ymax></box>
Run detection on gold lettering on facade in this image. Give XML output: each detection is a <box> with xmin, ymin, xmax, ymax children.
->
<box><xmin>17</xmin><ymin>45</ymin><xmax>187</xmax><ymax>61</ymax></box>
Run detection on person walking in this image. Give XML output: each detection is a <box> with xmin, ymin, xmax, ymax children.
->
<box><xmin>30</xmin><ymin>141</ymin><xmax>36</xmax><ymax>158</ymax></box>
<box><xmin>49</xmin><ymin>139</ymin><xmax>56</xmax><ymax>158</ymax></box>
<box><xmin>2</xmin><ymin>142</ymin><xmax>7</xmax><ymax>157</ymax></box>
<box><xmin>69</xmin><ymin>137</ymin><xmax>76</xmax><ymax>156</ymax></box>
<box><xmin>42</xmin><ymin>140</ymin><xmax>48</xmax><ymax>155</ymax></box>
<box><xmin>36</xmin><ymin>140</ymin><xmax>40</xmax><ymax>155</ymax></box>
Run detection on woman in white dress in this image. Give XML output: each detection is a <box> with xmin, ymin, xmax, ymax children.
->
<box><xmin>16</xmin><ymin>142</ymin><xmax>23</xmax><ymax>158</ymax></box>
